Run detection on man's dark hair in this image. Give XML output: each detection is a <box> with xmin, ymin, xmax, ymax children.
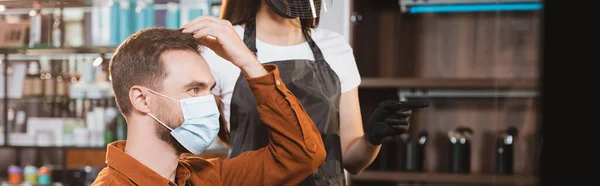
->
<box><xmin>110</xmin><ymin>27</ymin><xmax>201</xmax><ymax>116</ymax></box>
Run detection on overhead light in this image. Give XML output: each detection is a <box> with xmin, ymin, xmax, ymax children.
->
<box><xmin>0</xmin><ymin>5</ymin><xmax>6</xmax><ymax>12</ymax></box>
<box><xmin>29</xmin><ymin>10</ymin><xmax>36</xmax><ymax>17</ymax></box>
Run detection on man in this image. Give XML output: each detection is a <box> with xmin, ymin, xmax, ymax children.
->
<box><xmin>92</xmin><ymin>25</ymin><xmax>326</xmax><ymax>185</ymax></box>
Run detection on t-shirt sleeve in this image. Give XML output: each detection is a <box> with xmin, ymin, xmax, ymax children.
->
<box><xmin>338</xmin><ymin>43</ymin><xmax>361</xmax><ymax>93</ymax></box>
<box><xmin>319</xmin><ymin>30</ymin><xmax>362</xmax><ymax>93</ymax></box>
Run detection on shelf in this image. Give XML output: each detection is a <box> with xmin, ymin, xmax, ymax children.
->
<box><xmin>0</xmin><ymin>47</ymin><xmax>117</xmax><ymax>55</ymax></box>
<box><xmin>1</xmin><ymin>0</ymin><xmax>177</xmax><ymax>9</ymax></box>
<box><xmin>1</xmin><ymin>0</ymin><xmax>92</xmax><ymax>9</ymax></box>
<box><xmin>0</xmin><ymin>145</ymin><xmax>106</xmax><ymax>150</ymax></box>
<box><xmin>351</xmin><ymin>171</ymin><xmax>537</xmax><ymax>185</ymax></box>
<box><xmin>359</xmin><ymin>78</ymin><xmax>538</xmax><ymax>90</ymax></box>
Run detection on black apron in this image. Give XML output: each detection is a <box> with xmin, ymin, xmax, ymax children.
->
<box><xmin>228</xmin><ymin>18</ymin><xmax>346</xmax><ymax>186</ymax></box>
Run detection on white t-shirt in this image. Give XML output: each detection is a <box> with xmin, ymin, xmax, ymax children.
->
<box><xmin>201</xmin><ymin>25</ymin><xmax>361</xmax><ymax>131</ymax></box>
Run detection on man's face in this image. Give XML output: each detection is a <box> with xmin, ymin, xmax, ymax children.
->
<box><xmin>150</xmin><ymin>50</ymin><xmax>216</xmax><ymax>153</ymax></box>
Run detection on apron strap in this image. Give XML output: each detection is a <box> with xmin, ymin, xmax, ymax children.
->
<box><xmin>243</xmin><ymin>17</ymin><xmax>258</xmax><ymax>56</ymax></box>
<box><xmin>301</xmin><ymin>22</ymin><xmax>326</xmax><ymax>62</ymax></box>
<box><xmin>242</xmin><ymin>17</ymin><xmax>327</xmax><ymax>62</ymax></box>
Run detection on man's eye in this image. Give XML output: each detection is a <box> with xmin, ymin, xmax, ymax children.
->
<box><xmin>189</xmin><ymin>88</ymin><xmax>199</xmax><ymax>94</ymax></box>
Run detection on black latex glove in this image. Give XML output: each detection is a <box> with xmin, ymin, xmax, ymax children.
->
<box><xmin>366</xmin><ymin>100</ymin><xmax>430</xmax><ymax>145</ymax></box>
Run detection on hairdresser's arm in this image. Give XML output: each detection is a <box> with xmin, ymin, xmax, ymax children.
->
<box><xmin>339</xmin><ymin>88</ymin><xmax>380</xmax><ymax>174</ymax></box>
<box><xmin>181</xmin><ymin>15</ymin><xmax>325</xmax><ymax>185</ymax></box>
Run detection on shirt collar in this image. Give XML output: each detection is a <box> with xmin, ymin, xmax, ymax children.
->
<box><xmin>106</xmin><ymin>140</ymin><xmax>190</xmax><ymax>186</ymax></box>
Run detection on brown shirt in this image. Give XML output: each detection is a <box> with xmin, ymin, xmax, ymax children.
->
<box><xmin>92</xmin><ymin>64</ymin><xmax>326</xmax><ymax>186</ymax></box>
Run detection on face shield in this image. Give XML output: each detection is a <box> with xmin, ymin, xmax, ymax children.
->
<box><xmin>264</xmin><ymin>0</ymin><xmax>332</xmax><ymax>19</ymax></box>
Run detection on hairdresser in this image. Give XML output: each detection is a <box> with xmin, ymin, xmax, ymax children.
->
<box><xmin>181</xmin><ymin>0</ymin><xmax>428</xmax><ymax>185</ymax></box>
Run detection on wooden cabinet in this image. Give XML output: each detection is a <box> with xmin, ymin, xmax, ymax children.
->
<box><xmin>344</xmin><ymin>0</ymin><xmax>542</xmax><ymax>185</ymax></box>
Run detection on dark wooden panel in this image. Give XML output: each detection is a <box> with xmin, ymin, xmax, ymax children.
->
<box><xmin>378</xmin><ymin>11</ymin><xmax>399</xmax><ymax>78</ymax></box>
<box><xmin>415</xmin><ymin>11</ymin><xmax>540</xmax><ymax>79</ymax></box>
<box><xmin>352</xmin><ymin>0</ymin><xmax>409</xmax><ymax>78</ymax></box>
<box><xmin>352</xmin><ymin>5</ymin><xmax>540</xmax><ymax>79</ymax></box>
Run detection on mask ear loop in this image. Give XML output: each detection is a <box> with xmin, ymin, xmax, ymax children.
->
<box><xmin>145</xmin><ymin>88</ymin><xmax>178</xmax><ymax>131</ymax></box>
<box><xmin>148</xmin><ymin>113</ymin><xmax>174</xmax><ymax>131</ymax></box>
<box><xmin>146</xmin><ymin>88</ymin><xmax>180</xmax><ymax>102</ymax></box>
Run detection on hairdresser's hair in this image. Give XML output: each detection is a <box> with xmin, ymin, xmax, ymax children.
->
<box><xmin>220</xmin><ymin>0</ymin><xmax>320</xmax><ymax>30</ymax></box>
<box><xmin>109</xmin><ymin>27</ymin><xmax>201</xmax><ymax>116</ymax></box>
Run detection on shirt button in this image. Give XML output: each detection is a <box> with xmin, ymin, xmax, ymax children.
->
<box><xmin>276</xmin><ymin>80</ymin><xmax>281</xmax><ymax>86</ymax></box>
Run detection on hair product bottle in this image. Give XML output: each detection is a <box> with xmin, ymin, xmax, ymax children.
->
<box><xmin>404</xmin><ymin>130</ymin><xmax>428</xmax><ymax>172</ymax></box>
<box><xmin>496</xmin><ymin>126</ymin><xmax>518</xmax><ymax>174</ymax></box>
<box><xmin>449</xmin><ymin>127</ymin><xmax>473</xmax><ymax>173</ymax></box>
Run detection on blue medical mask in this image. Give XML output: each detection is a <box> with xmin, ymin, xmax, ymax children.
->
<box><xmin>146</xmin><ymin>88</ymin><xmax>220</xmax><ymax>155</ymax></box>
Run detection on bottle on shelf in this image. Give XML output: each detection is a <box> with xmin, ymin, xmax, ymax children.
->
<box><xmin>23</xmin><ymin>164</ymin><xmax>38</xmax><ymax>184</ymax></box>
<box><xmin>145</xmin><ymin>0</ymin><xmax>156</xmax><ymax>28</ymax></box>
<box><xmin>116</xmin><ymin>112</ymin><xmax>128</xmax><ymax>140</ymax></box>
<box><xmin>496</xmin><ymin>126</ymin><xmax>518</xmax><ymax>175</ymax></box>
<box><xmin>119</xmin><ymin>0</ymin><xmax>134</xmax><ymax>43</ymax></box>
<box><xmin>7</xmin><ymin>108</ymin><xmax>15</xmax><ymax>133</ymax></box>
<box><xmin>8</xmin><ymin>165</ymin><xmax>23</xmax><ymax>184</ymax></box>
<box><xmin>52</xmin><ymin>8</ymin><xmax>62</xmax><ymax>48</ymax></box>
<box><xmin>39</xmin><ymin>56</ymin><xmax>54</xmax><ymax>97</ymax></box>
<box><xmin>37</xmin><ymin>166</ymin><xmax>52</xmax><ymax>185</ymax></box>
<box><xmin>24</xmin><ymin>61</ymin><xmax>43</xmax><ymax>97</ymax></box>
<box><xmin>14</xmin><ymin>110</ymin><xmax>27</xmax><ymax>133</ymax></box>
<box><xmin>135</xmin><ymin>0</ymin><xmax>147</xmax><ymax>31</ymax></box>
<box><xmin>28</xmin><ymin>2</ymin><xmax>42</xmax><ymax>48</ymax></box>
<box><xmin>376</xmin><ymin>136</ymin><xmax>399</xmax><ymax>171</ymax></box>
<box><xmin>57</xmin><ymin>59</ymin><xmax>69</xmax><ymax>98</ymax></box>
<box><xmin>449</xmin><ymin>127</ymin><xmax>473</xmax><ymax>174</ymax></box>
<box><xmin>165</xmin><ymin>1</ymin><xmax>180</xmax><ymax>29</ymax></box>
<box><xmin>402</xmin><ymin>130</ymin><xmax>428</xmax><ymax>172</ymax></box>
<box><xmin>109</xmin><ymin>0</ymin><xmax>121</xmax><ymax>46</ymax></box>
<box><xmin>104</xmin><ymin>99</ymin><xmax>119</xmax><ymax>145</ymax></box>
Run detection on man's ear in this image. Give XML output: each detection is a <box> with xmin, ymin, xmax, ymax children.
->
<box><xmin>129</xmin><ymin>85</ymin><xmax>151</xmax><ymax>114</ymax></box>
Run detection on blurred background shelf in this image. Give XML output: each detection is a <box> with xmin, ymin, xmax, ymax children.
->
<box><xmin>0</xmin><ymin>47</ymin><xmax>116</xmax><ymax>55</ymax></box>
<box><xmin>0</xmin><ymin>0</ymin><xmax>92</xmax><ymax>9</ymax></box>
<box><xmin>351</xmin><ymin>171</ymin><xmax>536</xmax><ymax>185</ymax></box>
<box><xmin>0</xmin><ymin>145</ymin><xmax>106</xmax><ymax>150</ymax></box>
<box><xmin>359</xmin><ymin>78</ymin><xmax>538</xmax><ymax>89</ymax></box>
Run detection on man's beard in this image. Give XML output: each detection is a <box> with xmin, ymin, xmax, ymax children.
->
<box><xmin>154</xmin><ymin>98</ymin><xmax>189</xmax><ymax>154</ymax></box>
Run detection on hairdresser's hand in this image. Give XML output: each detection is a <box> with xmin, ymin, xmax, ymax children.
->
<box><xmin>365</xmin><ymin>100</ymin><xmax>429</xmax><ymax>145</ymax></box>
<box><xmin>181</xmin><ymin>16</ymin><xmax>265</xmax><ymax>77</ymax></box>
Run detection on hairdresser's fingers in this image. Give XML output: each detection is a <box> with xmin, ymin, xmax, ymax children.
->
<box><xmin>182</xmin><ymin>19</ymin><xmax>223</xmax><ymax>34</ymax></box>
<box><xmin>182</xmin><ymin>15</ymin><xmax>227</xmax><ymax>29</ymax></box>
<box><xmin>192</xmin><ymin>27</ymin><xmax>217</xmax><ymax>40</ymax></box>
